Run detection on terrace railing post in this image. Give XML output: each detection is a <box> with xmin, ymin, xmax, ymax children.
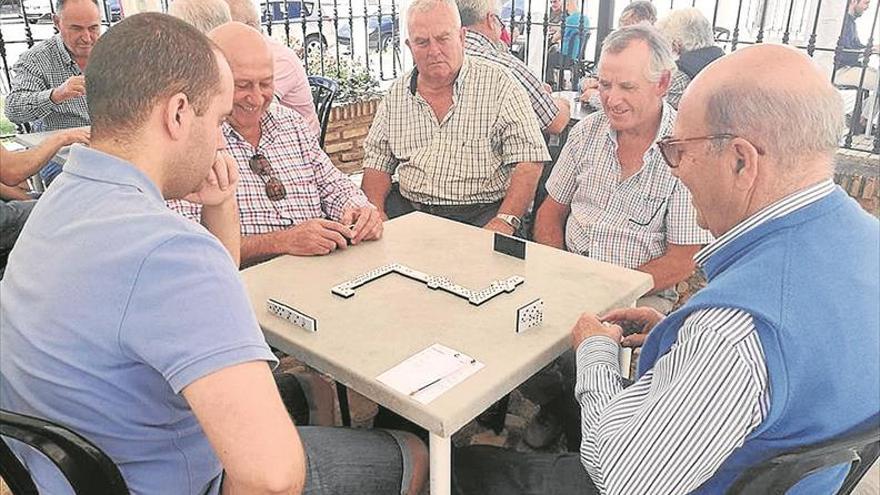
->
<box><xmin>594</xmin><ymin>0</ymin><xmax>614</xmax><ymax>63</ymax></box>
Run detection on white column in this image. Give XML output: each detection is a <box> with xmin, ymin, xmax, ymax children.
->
<box><xmin>430</xmin><ymin>432</ymin><xmax>452</xmax><ymax>495</ymax></box>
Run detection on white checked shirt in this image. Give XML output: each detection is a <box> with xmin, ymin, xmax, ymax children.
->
<box><xmin>5</xmin><ymin>35</ymin><xmax>90</xmax><ymax>131</ymax></box>
<box><xmin>363</xmin><ymin>55</ymin><xmax>550</xmax><ymax>205</ymax></box>
<box><xmin>546</xmin><ymin>102</ymin><xmax>713</xmax><ymax>270</ymax></box>
<box><xmin>463</xmin><ymin>30</ymin><xmax>559</xmax><ymax>130</ymax></box>
<box><xmin>169</xmin><ymin>105</ymin><xmax>369</xmax><ymax>235</ymax></box>
<box><xmin>575</xmin><ymin>179</ymin><xmax>837</xmax><ymax>495</ymax></box>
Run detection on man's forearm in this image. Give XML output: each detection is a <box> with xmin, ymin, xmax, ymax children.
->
<box><xmin>200</xmin><ymin>199</ymin><xmax>242</xmax><ymax>267</ymax></box>
<box><xmin>240</xmin><ymin>231</ymin><xmax>291</xmax><ymax>267</ymax></box>
<box><xmin>497</xmin><ymin>162</ymin><xmax>543</xmax><ymax>219</ymax></box>
<box><xmin>533</xmin><ymin>201</ymin><xmax>567</xmax><ymax>249</ymax></box>
<box><xmin>0</xmin><ymin>133</ymin><xmax>69</xmax><ymax>186</ymax></box>
<box><xmin>637</xmin><ymin>244</ymin><xmax>701</xmax><ymax>293</ymax></box>
<box><xmin>361</xmin><ymin>168</ymin><xmax>392</xmax><ymax>215</ymax></box>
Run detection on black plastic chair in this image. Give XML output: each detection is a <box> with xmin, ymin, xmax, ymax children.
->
<box><xmin>0</xmin><ymin>409</ymin><xmax>129</xmax><ymax>495</ymax></box>
<box><xmin>307</xmin><ymin>75</ymin><xmax>339</xmax><ymax>149</ymax></box>
<box><xmin>727</xmin><ymin>425</ymin><xmax>880</xmax><ymax>494</ymax></box>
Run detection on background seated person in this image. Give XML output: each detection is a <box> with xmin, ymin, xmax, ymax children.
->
<box><xmin>834</xmin><ymin>0</ymin><xmax>878</xmax><ymax>132</ymax></box>
<box><xmin>4</xmin><ymin>0</ymin><xmax>100</xmax><ymax>184</ymax></box>
<box><xmin>1</xmin><ymin>13</ymin><xmax>427</xmax><ymax>494</ymax></box>
<box><xmin>657</xmin><ymin>8</ymin><xmax>725</xmax><ymax>109</ymax></box>
<box><xmin>170</xmin><ymin>23</ymin><xmax>381</xmax><ymax>266</ymax></box>
<box><xmin>362</xmin><ymin>0</ymin><xmax>549</xmax><ymax>236</ymax></box>
<box><xmin>544</xmin><ymin>0</ymin><xmax>590</xmax><ymax>88</ymax></box>
<box><xmin>458</xmin><ymin>0</ymin><xmax>571</xmax><ymax>135</ymax></box>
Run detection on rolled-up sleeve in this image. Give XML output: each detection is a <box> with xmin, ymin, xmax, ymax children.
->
<box><xmin>496</xmin><ymin>78</ymin><xmax>550</xmax><ymax>165</ymax></box>
<box><xmin>362</xmin><ymin>98</ymin><xmax>398</xmax><ymax>174</ymax></box>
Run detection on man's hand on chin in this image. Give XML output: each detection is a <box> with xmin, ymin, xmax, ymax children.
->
<box><xmin>184</xmin><ymin>153</ymin><xmax>239</xmax><ymax>207</ymax></box>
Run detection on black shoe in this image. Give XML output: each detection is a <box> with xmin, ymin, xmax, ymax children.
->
<box><xmin>523</xmin><ymin>407</ymin><xmax>563</xmax><ymax>449</ymax></box>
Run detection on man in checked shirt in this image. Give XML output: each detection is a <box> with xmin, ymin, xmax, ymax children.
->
<box><xmin>170</xmin><ymin>22</ymin><xmax>382</xmax><ymax>266</ymax></box>
<box><xmin>454</xmin><ymin>45</ymin><xmax>879</xmax><ymax>495</ymax></box>
<box><xmin>361</xmin><ymin>0</ymin><xmax>550</xmax><ymax>236</ymax></box>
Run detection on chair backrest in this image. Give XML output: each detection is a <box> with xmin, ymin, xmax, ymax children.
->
<box><xmin>0</xmin><ymin>410</ymin><xmax>129</xmax><ymax>495</ymax></box>
<box><xmin>307</xmin><ymin>75</ymin><xmax>339</xmax><ymax>149</ymax></box>
<box><xmin>727</xmin><ymin>425</ymin><xmax>880</xmax><ymax>495</ymax></box>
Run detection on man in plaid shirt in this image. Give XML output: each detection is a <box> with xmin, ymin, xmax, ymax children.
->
<box><xmin>535</xmin><ymin>25</ymin><xmax>712</xmax><ymax>315</ymax></box>
<box><xmin>361</xmin><ymin>0</ymin><xmax>549</xmax><ymax>236</ymax></box>
<box><xmin>5</xmin><ymin>0</ymin><xmax>100</xmax><ymax>132</ymax></box>
<box><xmin>169</xmin><ymin>23</ymin><xmax>381</xmax><ymax>266</ymax></box>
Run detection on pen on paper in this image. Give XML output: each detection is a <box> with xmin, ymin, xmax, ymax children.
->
<box><xmin>409</xmin><ymin>377</ymin><xmax>443</xmax><ymax>396</ymax></box>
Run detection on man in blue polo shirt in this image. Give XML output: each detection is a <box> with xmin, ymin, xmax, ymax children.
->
<box><xmin>0</xmin><ymin>13</ymin><xmax>426</xmax><ymax>495</ymax></box>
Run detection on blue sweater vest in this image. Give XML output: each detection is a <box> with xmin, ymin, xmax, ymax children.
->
<box><xmin>637</xmin><ymin>188</ymin><xmax>880</xmax><ymax>494</ymax></box>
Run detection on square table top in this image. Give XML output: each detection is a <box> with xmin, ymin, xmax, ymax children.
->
<box><xmin>240</xmin><ymin>212</ymin><xmax>652</xmax><ymax>436</ymax></box>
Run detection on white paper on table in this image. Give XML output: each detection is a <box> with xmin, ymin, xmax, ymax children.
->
<box><xmin>376</xmin><ymin>343</ymin><xmax>484</xmax><ymax>404</ymax></box>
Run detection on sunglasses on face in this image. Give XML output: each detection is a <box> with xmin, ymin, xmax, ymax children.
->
<box><xmin>249</xmin><ymin>154</ymin><xmax>287</xmax><ymax>201</ymax></box>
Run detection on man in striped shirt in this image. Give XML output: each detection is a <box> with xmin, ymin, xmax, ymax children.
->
<box><xmin>362</xmin><ymin>0</ymin><xmax>549</xmax><ymax>236</ymax></box>
<box><xmin>456</xmin><ymin>0</ymin><xmax>571</xmax><ymax>135</ymax></box>
<box><xmin>454</xmin><ymin>45</ymin><xmax>879</xmax><ymax>495</ymax></box>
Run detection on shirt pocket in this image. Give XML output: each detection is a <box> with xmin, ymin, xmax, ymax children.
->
<box><xmin>445</xmin><ymin>138</ymin><xmax>498</xmax><ymax>190</ymax></box>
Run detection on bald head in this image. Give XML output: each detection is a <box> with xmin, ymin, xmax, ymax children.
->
<box><xmin>681</xmin><ymin>44</ymin><xmax>843</xmax><ymax>173</ymax></box>
<box><xmin>208</xmin><ymin>21</ymin><xmax>271</xmax><ymax>68</ymax></box>
<box><xmin>208</xmin><ymin>22</ymin><xmax>274</xmax><ymax>131</ymax></box>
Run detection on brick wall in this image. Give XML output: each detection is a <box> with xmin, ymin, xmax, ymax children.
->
<box><xmin>835</xmin><ymin>173</ymin><xmax>880</xmax><ymax>217</ymax></box>
<box><xmin>323</xmin><ymin>98</ymin><xmax>382</xmax><ymax>175</ymax></box>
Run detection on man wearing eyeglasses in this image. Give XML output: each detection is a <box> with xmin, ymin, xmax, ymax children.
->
<box><xmin>524</xmin><ymin>25</ymin><xmax>712</xmax><ymax>451</ymax></box>
<box><xmin>170</xmin><ymin>22</ymin><xmax>382</xmax><ymax>266</ymax></box>
<box><xmin>456</xmin><ymin>43</ymin><xmax>879</xmax><ymax>495</ymax></box>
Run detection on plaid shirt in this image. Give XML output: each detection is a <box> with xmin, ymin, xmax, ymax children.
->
<box><xmin>169</xmin><ymin>105</ymin><xmax>369</xmax><ymax>235</ymax></box>
<box><xmin>5</xmin><ymin>34</ymin><xmax>90</xmax><ymax>131</ymax></box>
<box><xmin>463</xmin><ymin>30</ymin><xmax>558</xmax><ymax>130</ymax></box>
<box><xmin>363</xmin><ymin>55</ymin><xmax>550</xmax><ymax>205</ymax></box>
<box><xmin>546</xmin><ymin>102</ymin><xmax>713</xmax><ymax>270</ymax></box>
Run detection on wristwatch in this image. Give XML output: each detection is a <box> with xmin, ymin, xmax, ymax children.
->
<box><xmin>495</xmin><ymin>214</ymin><xmax>522</xmax><ymax>231</ymax></box>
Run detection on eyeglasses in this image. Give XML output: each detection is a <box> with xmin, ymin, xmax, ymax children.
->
<box><xmin>656</xmin><ymin>134</ymin><xmax>736</xmax><ymax>168</ymax></box>
<box><xmin>249</xmin><ymin>154</ymin><xmax>287</xmax><ymax>201</ymax></box>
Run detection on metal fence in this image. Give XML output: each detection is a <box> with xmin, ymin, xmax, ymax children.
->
<box><xmin>1</xmin><ymin>0</ymin><xmax>878</xmax><ymax>153</ymax></box>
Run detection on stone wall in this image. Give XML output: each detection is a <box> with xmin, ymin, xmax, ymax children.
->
<box><xmin>323</xmin><ymin>98</ymin><xmax>381</xmax><ymax>175</ymax></box>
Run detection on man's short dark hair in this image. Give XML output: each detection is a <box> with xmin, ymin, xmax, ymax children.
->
<box><xmin>54</xmin><ymin>0</ymin><xmax>99</xmax><ymax>15</ymax></box>
<box><xmin>85</xmin><ymin>13</ymin><xmax>221</xmax><ymax>140</ymax></box>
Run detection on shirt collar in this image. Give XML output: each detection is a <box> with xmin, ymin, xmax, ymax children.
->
<box><xmin>464</xmin><ymin>30</ymin><xmax>500</xmax><ymax>53</ymax></box>
<box><xmin>53</xmin><ymin>34</ymin><xmax>78</xmax><ymax>70</ymax></box>
<box><xmin>694</xmin><ymin>179</ymin><xmax>836</xmax><ymax>266</ymax></box>
<box><xmin>63</xmin><ymin>145</ymin><xmax>165</xmax><ymax>205</ymax></box>
<box><xmin>408</xmin><ymin>56</ymin><xmax>471</xmax><ymax>97</ymax></box>
<box><xmin>223</xmin><ymin>106</ymin><xmax>279</xmax><ymax>148</ymax></box>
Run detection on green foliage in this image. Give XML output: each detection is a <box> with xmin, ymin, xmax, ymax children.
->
<box><xmin>305</xmin><ymin>53</ymin><xmax>381</xmax><ymax>105</ymax></box>
<box><xmin>0</xmin><ymin>97</ymin><xmax>18</xmax><ymax>136</ymax></box>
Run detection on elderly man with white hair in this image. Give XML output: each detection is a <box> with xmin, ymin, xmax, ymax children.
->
<box><xmin>656</xmin><ymin>7</ymin><xmax>724</xmax><ymax>109</ymax></box>
<box><xmin>456</xmin><ymin>42</ymin><xmax>879</xmax><ymax>495</ymax></box>
<box><xmin>362</xmin><ymin>0</ymin><xmax>549</xmax><ymax>234</ymax></box>
<box><xmin>456</xmin><ymin>0</ymin><xmax>570</xmax><ymax>135</ymax></box>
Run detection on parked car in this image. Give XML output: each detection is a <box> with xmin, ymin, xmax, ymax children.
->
<box><xmin>336</xmin><ymin>11</ymin><xmax>398</xmax><ymax>52</ymax></box>
<box><xmin>22</xmin><ymin>0</ymin><xmax>51</xmax><ymax>23</ymax></box>
<box><xmin>261</xmin><ymin>0</ymin><xmax>336</xmax><ymax>54</ymax></box>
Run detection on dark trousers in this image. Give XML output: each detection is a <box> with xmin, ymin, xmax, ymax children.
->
<box><xmin>385</xmin><ymin>184</ymin><xmax>501</xmax><ymax>228</ymax></box>
<box><xmin>453</xmin><ymin>445</ymin><xmax>599</xmax><ymax>495</ymax></box>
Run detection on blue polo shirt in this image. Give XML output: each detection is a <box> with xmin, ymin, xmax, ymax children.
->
<box><xmin>0</xmin><ymin>146</ymin><xmax>277</xmax><ymax>494</ymax></box>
